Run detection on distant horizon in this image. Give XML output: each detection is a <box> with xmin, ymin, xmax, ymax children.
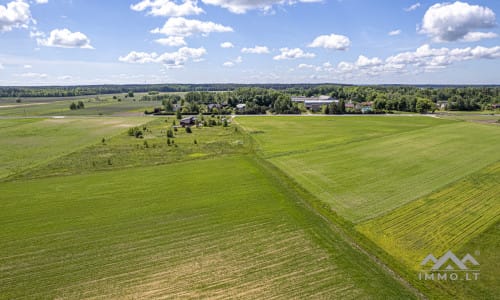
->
<box><xmin>1</xmin><ymin>82</ymin><xmax>500</xmax><ymax>89</ymax></box>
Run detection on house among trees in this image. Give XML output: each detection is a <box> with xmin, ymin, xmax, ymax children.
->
<box><xmin>358</xmin><ymin>102</ymin><xmax>373</xmax><ymax>113</ymax></box>
<box><xmin>180</xmin><ymin>116</ymin><xmax>196</xmax><ymax>127</ymax></box>
<box><xmin>292</xmin><ymin>95</ymin><xmax>338</xmax><ymax>112</ymax></box>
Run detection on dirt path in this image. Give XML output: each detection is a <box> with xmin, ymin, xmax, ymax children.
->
<box><xmin>0</xmin><ymin>102</ymin><xmax>49</xmax><ymax>109</ymax></box>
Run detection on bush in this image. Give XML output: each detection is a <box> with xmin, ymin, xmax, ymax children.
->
<box><xmin>194</xmin><ymin>139</ymin><xmax>197</xmax><ymax>144</ymax></box>
<box><xmin>166</xmin><ymin>129</ymin><xmax>174</xmax><ymax>138</ymax></box>
<box><xmin>128</xmin><ymin>127</ymin><xmax>143</xmax><ymax>138</ymax></box>
<box><xmin>186</xmin><ymin>126</ymin><xmax>192</xmax><ymax>133</ymax></box>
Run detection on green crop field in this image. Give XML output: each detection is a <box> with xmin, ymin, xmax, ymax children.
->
<box><xmin>237</xmin><ymin>117</ymin><xmax>500</xmax><ymax>223</ymax></box>
<box><xmin>0</xmin><ymin>98</ymin><xmax>161</xmax><ymax>117</ymax></box>
<box><xmin>236</xmin><ymin>116</ymin><xmax>449</xmax><ymax>158</ymax></box>
<box><xmin>0</xmin><ymin>156</ymin><xmax>414</xmax><ymax>299</ymax></box>
<box><xmin>237</xmin><ymin>115</ymin><xmax>500</xmax><ymax>299</ymax></box>
<box><xmin>357</xmin><ymin>162</ymin><xmax>500</xmax><ymax>299</ymax></box>
<box><xmin>357</xmin><ymin>162</ymin><xmax>500</xmax><ymax>268</ymax></box>
<box><xmin>2</xmin><ymin>111</ymin><xmax>498</xmax><ymax>299</ymax></box>
<box><xmin>0</xmin><ymin>117</ymin><xmax>147</xmax><ymax>180</ymax></box>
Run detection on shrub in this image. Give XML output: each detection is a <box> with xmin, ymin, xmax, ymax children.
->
<box><xmin>186</xmin><ymin>126</ymin><xmax>192</xmax><ymax>133</ymax></box>
<box><xmin>166</xmin><ymin>129</ymin><xmax>174</xmax><ymax>138</ymax></box>
<box><xmin>128</xmin><ymin>127</ymin><xmax>143</xmax><ymax>138</ymax></box>
<box><xmin>194</xmin><ymin>139</ymin><xmax>197</xmax><ymax>144</ymax></box>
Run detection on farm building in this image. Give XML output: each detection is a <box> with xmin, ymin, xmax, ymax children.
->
<box><xmin>292</xmin><ymin>95</ymin><xmax>339</xmax><ymax>112</ymax></box>
<box><xmin>180</xmin><ymin>116</ymin><xmax>196</xmax><ymax>127</ymax></box>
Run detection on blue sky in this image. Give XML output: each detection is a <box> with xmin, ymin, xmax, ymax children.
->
<box><xmin>0</xmin><ymin>0</ymin><xmax>499</xmax><ymax>85</ymax></box>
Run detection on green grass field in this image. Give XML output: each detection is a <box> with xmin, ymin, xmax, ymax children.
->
<box><xmin>237</xmin><ymin>115</ymin><xmax>500</xmax><ymax>299</ymax></box>
<box><xmin>16</xmin><ymin>117</ymin><xmax>250</xmax><ymax>180</ymax></box>
<box><xmin>1</xmin><ymin>111</ymin><xmax>498</xmax><ymax>299</ymax></box>
<box><xmin>0</xmin><ymin>98</ymin><xmax>162</xmax><ymax>117</ymax></box>
<box><xmin>238</xmin><ymin>117</ymin><xmax>500</xmax><ymax>223</ymax></box>
<box><xmin>0</xmin><ymin>156</ymin><xmax>415</xmax><ymax>299</ymax></box>
<box><xmin>357</xmin><ymin>161</ymin><xmax>500</xmax><ymax>268</ymax></box>
<box><xmin>0</xmin><ymin>117</ymin><xmax>147</xmax><ymax>180</ymax></box>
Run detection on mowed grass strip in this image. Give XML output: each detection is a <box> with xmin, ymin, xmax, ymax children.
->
<box><xmin>0</xmin><ymin>117</ymin><xmax>147</xmax><ymax>179</ymax></box>
<box><xmin>0</xmin><ymin>157</ymin><xmax>415</xmax><ymax>299</ymax></box>
<box><xmin>236</xmin><ymin>116</ymin><xmax>452</xmax><ymax>158</ymax></box>
<box><xmin>268</xmin><ymin>121</ymin><xmax>500</xmax><ymax>222</ymax></box>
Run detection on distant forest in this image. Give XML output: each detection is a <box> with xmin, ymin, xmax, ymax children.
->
<box><xmin>1</xmin><ymin>84</ymin><xmax>499</xmax><ymax>112</ymax></box>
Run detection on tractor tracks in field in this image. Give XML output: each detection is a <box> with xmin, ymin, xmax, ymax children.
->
<box><xmin>233</xmin><ymin>119</ymin><xmax>428</xmax><ymax>299</ymax></box>
<box><xmin>253</xmin><ymin>156</ymin><xmax>428</xmax><ymax>299</ymax></box>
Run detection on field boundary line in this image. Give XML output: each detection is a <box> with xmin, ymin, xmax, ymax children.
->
<box><xmin>234</xmin><ymin>122</ymin><xmax>428</xmax><ymax>299</ymax></box>
<box><xmin>251</xmin><ymin>155</ymin><xmax>428</xmax><ymax>299</ymax></box>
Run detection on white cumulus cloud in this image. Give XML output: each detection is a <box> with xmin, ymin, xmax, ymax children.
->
<box><xmin>420</xmin><ymin>1</ymin><xmax>496</xmax><ymax>42</ymax></box>
<box><xmin>388</xmin><ymin>29</ymin><xmax>401</xmax><ymax>36</ymax></box>
<box><xmin>220</xmin><ymin>41</ymin><xmax>234</xmax><ymax>48</ymax></box>
<box><xmin>201</xmin><ymin>0</ymin><xmax>321</xmax><ymax>14</ymax></box>
<box><xmin>151</xmin><ymin>17</ymin><xmax>233</xmax><ymax>37</ymax></box>
<box><xmin>37</xmin><ymin>28</ymin><xmax>94</xmax><ymax>49</ymax></box>
<box><xmin>119</xmin><ymin>47</ymin><xmax>207</xmax><ymax>68</ymax></box>
<box><xmin>355</xmin><ymin>55</ymin><xmax>383</xmax><ymax>68</ymax></box>
<box><xmin>462</xmin><ymin>31</ymin><xmax>498</xmax><ymax>42</ymax></box>
<box><xmin>0</xmin><ymin>0</ymin><xmax>32</xmax><ymax>32</ymax></box>
<box><xmin>273</xmin><ymin>48</ymin><xmax>315</xmax><ymax>60</ymax></box>
<box><xmin>308</xmin><ymin>33</ymin><xmax>351</xmax><ymax>50</ymax></box>
<box><xmin>222</xmin><ymin>56</ymin><xmax>242</xmax><ymax>67</ymax></box>
<box><xmin>155</xmin><ymin>36</ymin><xmax>187</xmax><ymax>47</ymax></box>
<box><xmin>241</xmin><ymin>45</ymin><xmax>269</xmax><ymax>54</ymax></box>
<box><xmin>130</xmin><ymin>0</ymin><xmax>204</xmax><ymax>17</ymax></box>
<box><xmin>35</xmin><ymin>0</ymin><xmax>48</xmax><ymax>4</ymax></box>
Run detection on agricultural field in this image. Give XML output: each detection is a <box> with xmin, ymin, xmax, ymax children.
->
<box><xmin>236</xmin><ymin>116</ymin><xmax>449</xmax><ymax>158</ymax></box>
<box><xmin>238</xmin><ymin>116</ymin><xmax>500</xmax><ymax>223</ymax></box>
<box><xmin>0</xmin><ymin>156</ymin><xmax>415</xmax><ymax>299</ymax></box>
<box><xmin>15</xmin><ymin>117</ymin><xmax>250</xmax><ymax>180</ymax></box>
<box><xmin>0</xmin><ymin>117</ymin><xmax>146</xmax><ymax>180</ymax></box>
<box><xmin>2</xmin><ymin>110</ymin><xmax>498</xmax><ymax>299</ymax></box>
<box><xmin>357</xmin><ymin>162</ymin><xmax>500</xmax><ymax>298</ymax></box>
<box><xmin>237</xmin><ymin>115</ymin><xmax>500</xmax><ymax>298</ymax></box>
<box><xmin>0</xmin><ymin>97</ymin><xmax>161</xmax><ymax>117</ymax></box>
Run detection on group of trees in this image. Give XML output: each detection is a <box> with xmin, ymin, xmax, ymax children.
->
<box><xmin>69</xmin><ymin>101</ymin><xmax>85</xmax><ymax>110</ymax></box>
<box><xmin>3</xmin><ymin>84</ymin><xmax>498</xmax><ymax>114</ymax></box>
<box><xmin>139</xmin><ymin>85</ymin><xmax>500</xmax><ymax>115</ymax></box>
